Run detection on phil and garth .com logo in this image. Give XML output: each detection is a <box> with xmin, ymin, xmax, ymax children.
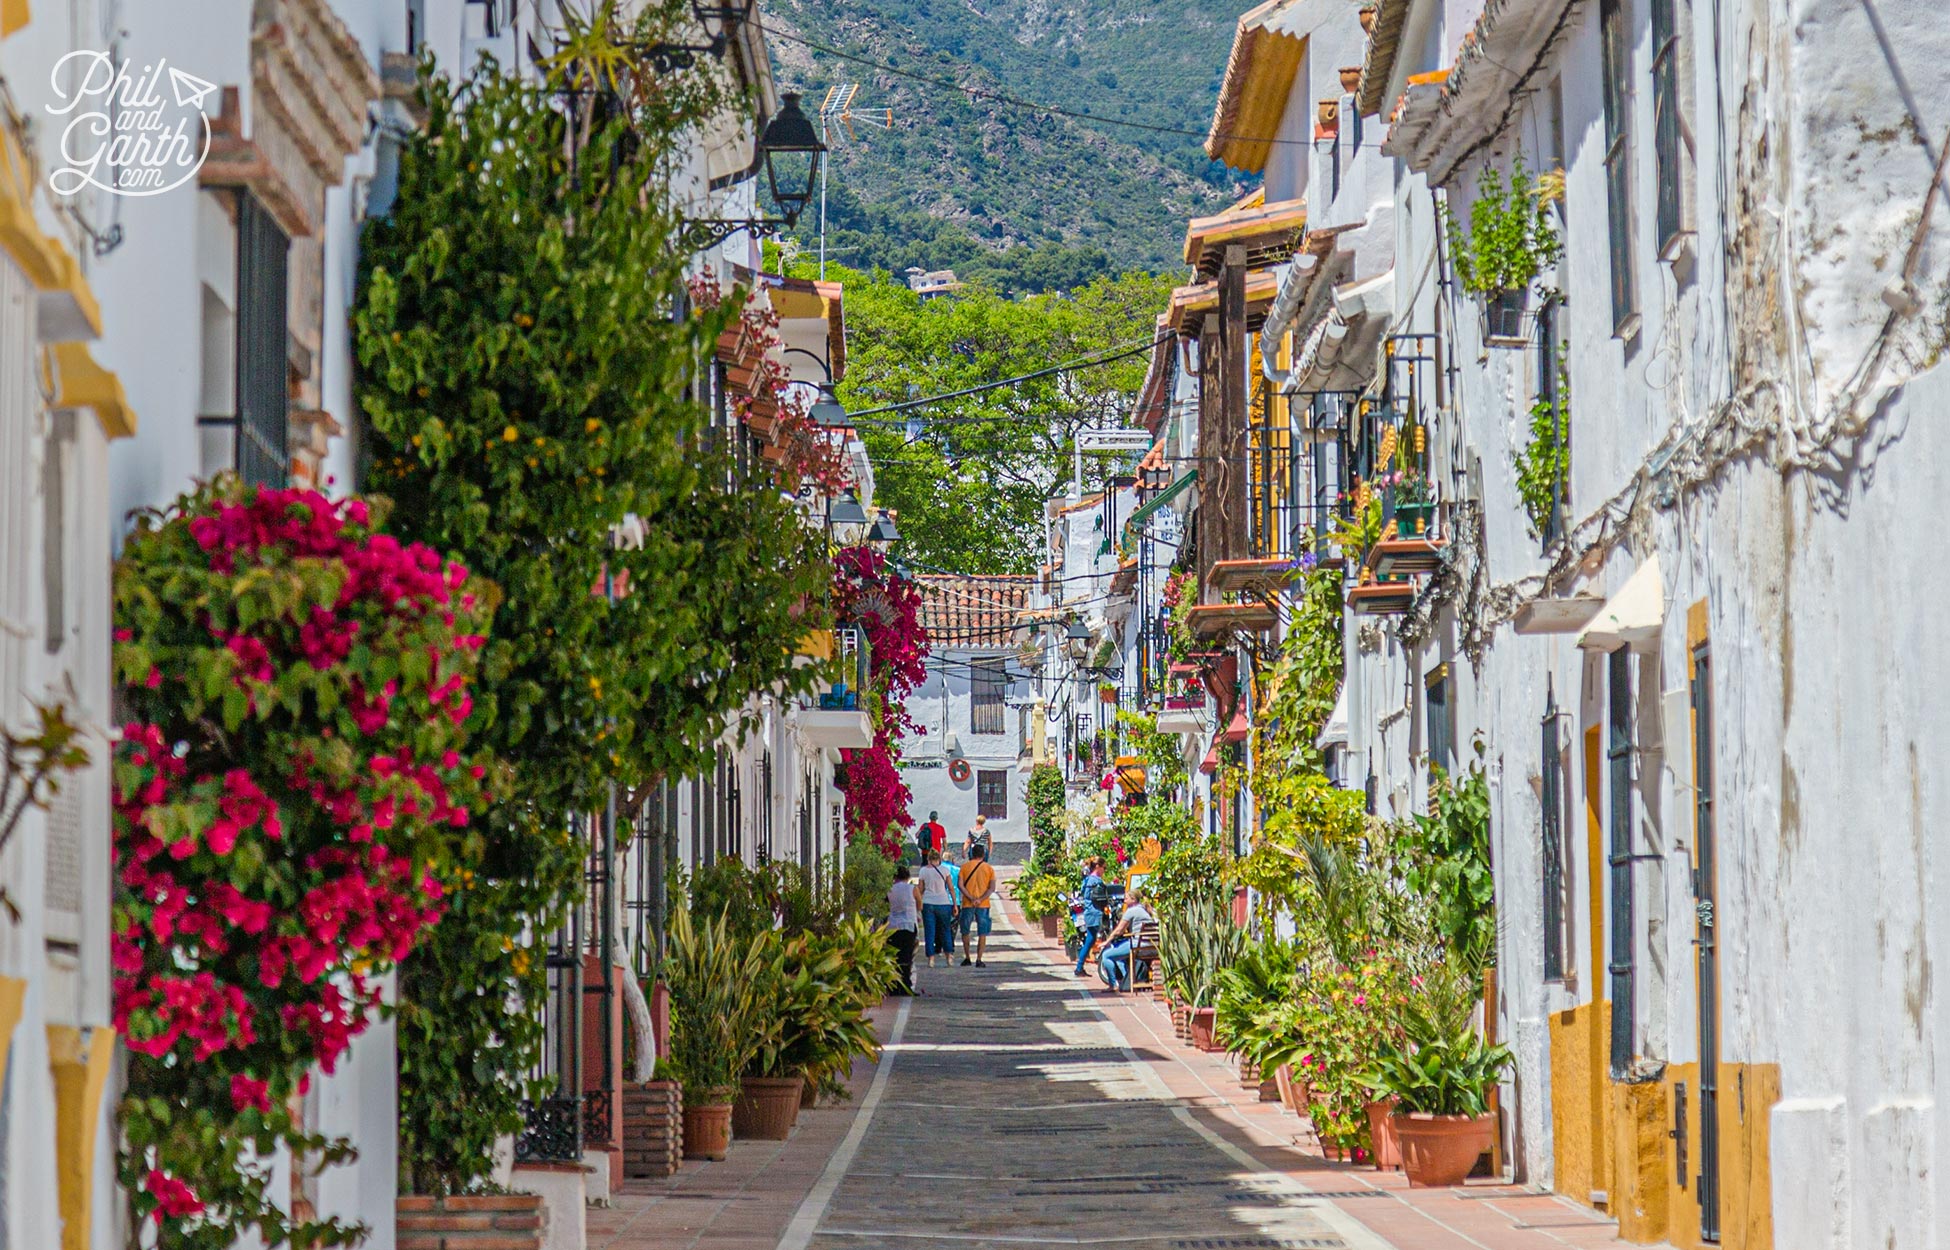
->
<box><xmin>45</xmin><ymin>50</ymin><xmax>217</xmax><ymax>197</ymax></box>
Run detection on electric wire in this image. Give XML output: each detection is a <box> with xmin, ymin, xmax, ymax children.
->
<box><xmin>755</xmin><ymin>22</ymin><xmax>1315</xmax><ymax>150</ymax></box>
<box><xmin>842</xmin><ymin>335</ymin><xmax>1170</xmax><ymax>419</ymax></box>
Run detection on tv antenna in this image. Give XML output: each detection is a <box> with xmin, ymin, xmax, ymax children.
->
<box><xmin>816</xmin><ymin>84</ymin><xmax>895</xmax><ymax>280</ymax></box>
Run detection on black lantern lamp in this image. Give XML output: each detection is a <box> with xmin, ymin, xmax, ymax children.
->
<box><xmin>682</xmin><ymin>93</ymin><xmax>826</xmax><ymax>251</ymax></box>
<box><xmin>635</xmin><ymin>0</ymin><xmax>757</xmax><ymax>72</ymax></box>
<box><xmin>868</xmin><ymin>510</ymin><xmax>900</xmax><ymax>546</ymax></box>
<box><xmin>1064</xmin><ymin>617</ymin><xmax>1092</xmax><ymax>661</ymax></box>
<box><xmin>828</xmin><ymin>491</ymin><xmax>869</xmax><ymax>527</ymax></box>
<box><xmin>808</xmin><ymin>387</ymin><xmax>848</xmax><ymax>427</ymax></box>
<box><xmin>759</xmin><ymin>94</ymin><xmax>821</xmax><ymax>224</ymax></box>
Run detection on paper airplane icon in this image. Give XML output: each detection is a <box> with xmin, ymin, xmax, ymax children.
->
<box><xmin>167</xmin><ymin>66</ymin><xmax>217</xmax><ymax>111</ymax></box>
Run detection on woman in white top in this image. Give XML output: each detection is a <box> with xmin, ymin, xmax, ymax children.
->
<box><xmin>885</xmin><ymin>863</ymin><xmax>922</xmax><ymax>994</ymax></box>
<box><xmin>917</xmin><ymin>850</ymin><xmax>959</xmax><ymax>968</ymax></box>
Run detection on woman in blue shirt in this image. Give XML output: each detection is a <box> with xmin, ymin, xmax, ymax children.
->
<box><xmin>1072</xmin><ymin>856</ymin><xmax>1106</xmax><ymax>976</ymax></box>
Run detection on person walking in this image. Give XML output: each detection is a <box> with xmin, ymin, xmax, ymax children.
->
<box><xmin>886</xmin><ymin>863</ymin><xmax>922</xmax><ymax>994</ymax></box>
<box><xmin>957</xmin><ymin>843</ymin><xmax>997</xmax><ymax>967</ymax></box>
<box><xmin>917</xmin><ymin>850</ymin><xmax>958</xmax><ymax>968</ymax></box>
<box><xmin>1073</xmin><ymin>856</ymin><xmax>1106</xmax><ymax>978</ymax></box>
<box><xmin>962</xmin><ymin>814</ymin><xmax>992</xmax><ymax>860</ymax></box>
<box><xmin>922</xmin><ymin>811</ymin><xmax>947</xmax><ymax>856</ymax></box>
<box><xmin>1096</xmin><ymin>887</ymin><xmax>1155</xmax><ymax>992</ymax></box>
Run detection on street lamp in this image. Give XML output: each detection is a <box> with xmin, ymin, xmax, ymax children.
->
<box><xmin>868</xmin><ymin>510</ymin><xmax>900</xmax><ymax>546</ymax></box>
<box><xmin>682</xmin><ymin>94</ymin><xmax>826</xmax><ymax>250</ymax></box>
<box><xmin>783</xmin><ymin>346</ymin><xmax>847</xmax><ymax>427</ymax></box>
<box><xmin>826</xmin><ymin>490</ymin><xmax>870</xmax><ymax>546</ymax></box>
<box><xmin>1064</xmin><ymin>618</ymin><xmax>1092</xmax><ymax>661</ymax></box>
<box><xmin>635</xmin><ymin>0</ymin><xmax>757</xmax><ymax>72</ymax></box>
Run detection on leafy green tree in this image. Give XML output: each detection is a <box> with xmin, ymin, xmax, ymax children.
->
<box><xmin>822</xmin><ymin>262</ymin><xmax>1174</xmax><ymax>572</ymax></box>
<box><xmin>354</xmin><ymin>60</ymin><xmax>826</xmax><ymax>1193</ymax></box>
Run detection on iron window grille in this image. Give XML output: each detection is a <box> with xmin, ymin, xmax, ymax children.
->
<box><xmin>1650</xmin><ymin>0</ymin><xmax>1688</xmax><ymax>255</ymax></box>
<box><xmin>970</xmin><ymin>658</ymin><xmax>1006</xmax><ymax>734</ymax></box>
<box><xmin>196</xmin><ymin>193</ymin><xmax>290</xmax><ymax>488</ymax></box>
<box><xmin>977</xmin><ymin>769</ymin><xmax>1009</xmax><ymax>820</ymax></box>
<box><xmin>1601</xmin><ymin>0</ymin><xmax>1638</xmax><ymax>333</ymax></box>
<box><xmin>1692</xmin><ymin>644</ymin><xmax>1722</xmax><ymax>1239</ymax></box>
<box><xmin>1541</xmin><ymin>689</ymin><xmax>1567</xmax><ymax>981</ymax></box>
<box><xmin>1606</xmin><ymin>647</ymin><xmax>1636</xmax><ymax>1076</ymax></box>
<box><xmin>1424</xmin><ymin>664</ymin><xmax>1455</xmax><ymax>774</ymax></box>
<box><xmin>1536</xmin><ymin>298</ymin><xmax>1568</xmax><ymax>545</ymax></box>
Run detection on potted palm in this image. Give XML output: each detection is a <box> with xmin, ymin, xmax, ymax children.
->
<box><xmin>664</xmin><ymin>905</ymin><xmax>772</xmax><ymax>1160</ymax></box>
<box><xmin>1184</xmin><ymin>897</ymin><xmax>1244</xmax><ymax>1052</ymax></box>
<box><xmin>1364</xmin><ymin>1026</ymin><xmax>1512</xmax><ymax>1186</ymax></box>
<box><xmin>798</xmin><ymin>917</ymin><xmax>897</xmax><ymax>1108</ymax></box>
<box><xmin>736</xmin><ymin>932</ymin><xmax>825</xmax><ymax>1141</ymax></box>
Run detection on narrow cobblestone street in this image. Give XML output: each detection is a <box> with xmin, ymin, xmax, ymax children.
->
<box><xmin>591</xmin><ymin>897</ymin><xmax>1666</xmax><ymax>1250</ymax></box>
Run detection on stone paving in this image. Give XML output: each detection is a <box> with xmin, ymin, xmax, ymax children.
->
<box><xmin>591</xmin><ymin>899</ymin><xmax>1675</xmax><ymax>1250</ymax></box>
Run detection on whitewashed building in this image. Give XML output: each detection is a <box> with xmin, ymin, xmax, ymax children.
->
<box><xmin>904</xmin><ymin>575</ymin><xmax>1038</xmax><ymax>863</ymax></box>
<box><xmin>1186</xmin><ymin>0</ymin><xmax>1950</xmax><ymax>1243</ymax></box>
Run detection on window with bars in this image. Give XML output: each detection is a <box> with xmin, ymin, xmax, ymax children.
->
<box><xmin>236</xmin><ymin>195</ymin><xmax>290</xmax><ymax>487</ymax></box>
<box><xmin>1600</xmin><ymin>0</ymin><xmax>1638</xmax><ymax>333</ymax></box>
<box><xmin>1425</xmin><ymin>664</ymin><xmax>1455</xmax><ymax>774</ymax></box>
<box><xmin>1536</xmin><ymin>298</ymin><xmax>1568</xmax><ymax>544</ymax></box>
<box><xmin>1650</xmin><ymin>0</ymin><xmax>1690</xmax><ymax>255</ymax></box>
<box><xmin>1606</xmin><ymin>647</ymin><xmax>1637</xmax><ymax>1075</ymax></box>
<box><xmin>970</xmin><ymin>659</ymin><xmax>1006</xmax><ymax>734</ymax></box>
<box><xmin>1541</xmin><ymin>693</ymin><xmax>1568</xmax><ymax>981</ymax></box>
<box><xmin>977</xmin><ymin>770</ymin><xmax>1009</xmax><ymax>820</ymax></box>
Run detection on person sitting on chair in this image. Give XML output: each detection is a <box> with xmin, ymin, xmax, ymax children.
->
<box><xmin>1097</xmin><ymin>888</ymin><xmax>1156</xmax><ymax>992</ymax></box>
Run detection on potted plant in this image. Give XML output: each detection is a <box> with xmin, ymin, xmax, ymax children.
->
<box><xmin>1364</xmin><ymin>1026</ymin><xmax>1512</xmax><ymax>1186</ymax></box>
<box><xmin>664</xmin><ymin>905</ymin><xmax>772</xmax><ymax>1160</ymax></box>
<box><xmin>1099</xmin><ymin>682</ymin><xmax>1119</xmax><ymax>704</ymax></box>
<box><xmin>1392</xmin><ymin>470</ymin><xmax>1435</xmax><ymax>536</ymax></box>
<box><xmin>1011</xmin><ymin>873</ymin><xmax>1071</xmax><ymax>939</ymax></box>
<box><xmin>736</xmin><ymin>931</ymin><xmax>825</xmax><ymax>1141</ymax></box>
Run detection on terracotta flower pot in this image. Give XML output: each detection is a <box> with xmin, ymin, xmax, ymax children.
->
<box><xmin>1339</xmin><ymin>66</ymin><xmax>1363</xmax><ymax>94</ymax></box>
<box><xmin>1189</xmin><ymin>1007</ymin><xmax>1220</xmax><ymax>1052</ymax></box>
<box><xmin>1236</xmin><ymin>1055</ymin><xmax>1261</xmax><ymax>1088</ymax></box>
<box><xmin>1365</xmin><ymin>1097</ymin><xmax>1403</xmax><ymax>1170</ymax></box>
<box><xmin>1359</xmin><ymin>5</ymin><xmax>1378</xmax><ymax>34</ymax></box>
<box><xmin>732</xmin><ymin>1076</ymin><xmax>803</xmax><ymax>1141</ymax></box>
<box><xmin>1393</xmin><ymin>1111</ymin><xmax>1495</xmax><ymax>1188</ymax></box>
<box><xmin>1041</xmin><ymin>914</ymin><xmax>1061</xmax><ymax>939</ymax></box>
<box><xmin>398</xmin><ymin>1194</ymin><xmax>543</xmax><ymax>1250</ymax></box>
<box><xmin>1274</xmin><ymin>1063</ymin><xmax>1297</xmax><ymax>1112</ymax></box>
<box><xmin>682</xmin><ymin>1102</ymin><xmax>734</xmax><ymax>1160</ymax></box>
<box><xmin>1172</xmin><ymin>1004</ymin><xmax>1190</xmax><ymax>1039</ymax></box>
<box><xmin>1258</xmin><ymin>1077</ymin><xmax>1283</xmax><ymax>1102</ymax></box>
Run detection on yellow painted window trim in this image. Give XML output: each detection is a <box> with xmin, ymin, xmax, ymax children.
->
<box><xmin>1</xmin><ymin>125</ymin><xmax>106</xmax><ymax>339</ymax></box>
<box><xmin>50</xmin><ymin>341</ymin><xmax>137</xmax><ymax>439</ymax></box>
<box><xmin>48</xmin><ymin>1024</ymin><xmax>117</xmax><ymax>1250</ymax></box>
<box><xmin>0</xmin><ymin>0</ymin><xmax>28</xmax><ymax>41</ymax></box>
<box><xmin>0</xmin><ymin>976</ymin><xmax>26</xmax><ymax>1091</ymax></box>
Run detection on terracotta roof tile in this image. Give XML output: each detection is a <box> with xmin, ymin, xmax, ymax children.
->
<box><xmin>915</xmin><ymin>575</ymin><xmax>1036</xmax><ymax>643</ymax></box>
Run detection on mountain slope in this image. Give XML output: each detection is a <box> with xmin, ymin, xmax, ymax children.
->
<box><xmin>764</xmin><ymin>0</ymin><xmax>1245</xmax><ymax>285</ymax></box>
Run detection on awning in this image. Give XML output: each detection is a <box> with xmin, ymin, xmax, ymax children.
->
<box><xmin>1577</xmin><ymin>556</ymin><xmax>1665</xmax><ymax>650</ymax></box>
<box><xmin>1120</xmin><ymin>469</ymin><xmax>1198</xmax><ymax>552</ymax></box>
<box><xmin>1316</xmin><ymin>683</ymin><xmax>1349</xmax><ymax>749</ymax></box>
<box><xmin>1218</xmin><ymin>705</ymin><xmax>1251</xmax><ymax>745</ymax></box>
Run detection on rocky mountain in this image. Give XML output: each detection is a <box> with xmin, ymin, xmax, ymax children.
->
<box><xmin>763</xmin><ymin>0</ymin><xmax>1246</xmax><ymax>289</ymax></box>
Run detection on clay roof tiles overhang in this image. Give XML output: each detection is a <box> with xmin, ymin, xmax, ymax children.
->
<box><xmin>914</xmin><ymin>574</ymin><xmax>1036</xmax><ymax>643</ymax></box>
<box><xmin>1206</xmin><ymin>0</ymin><xmax>1309</xmax><ymax>173</ymax></box>
<box><xmin>1183</xmin><ymin>196</ymin><xmax>1309</xmax><ymax>279</ymax></box>
<box><xmin>1167</xmin><ymin>270</ymin><xmax>1282</xmax><ymax>338</ymax></box>
<box><xmin>1379</xmin><ymin>0</ymin><xmax>1585</xmax><ymax>185</ymax></box>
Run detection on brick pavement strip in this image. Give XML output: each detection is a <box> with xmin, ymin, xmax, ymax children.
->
<box><xmin>591</xmin><ymin>899</ymin><xmax>1674</xmax><ymax>1250</ymax></box>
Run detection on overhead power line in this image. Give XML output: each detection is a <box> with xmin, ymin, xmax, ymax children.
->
<box><xmin>757</xmin><ymin>22</ymin><xmax>1313</xmax><ymax>150</ymax></box>
<box><xmin>845</xmin><ymin>335</ymin><xmax>1169</xmax><ymax>419</ymax></box>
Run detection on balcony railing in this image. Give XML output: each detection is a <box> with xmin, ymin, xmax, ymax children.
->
<box><xmin>818</xmin><ymin>624</ymin><xmax>871</xmax><ymax>710</ymax></box>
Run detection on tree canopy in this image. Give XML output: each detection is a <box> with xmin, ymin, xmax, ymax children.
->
<box><xmin>821</xmin><ymin>262</ymin><xmax>1174</xmax><ymax>573</ymax></box>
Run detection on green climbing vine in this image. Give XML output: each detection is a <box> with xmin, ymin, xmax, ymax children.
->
<box><xmin>1515</xmin><ymin>347</ymin><xmax>1570</xmax><ymax>538</ymax></box>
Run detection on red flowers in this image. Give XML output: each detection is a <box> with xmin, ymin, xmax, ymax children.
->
<box><xmin>114</xmin><ymin>478</ymin><xmax>494</xmax><ymax>1238</ymax></box>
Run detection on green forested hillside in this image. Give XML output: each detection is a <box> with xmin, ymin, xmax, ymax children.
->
<box><xmin>765</xmin><ymin>0</ymin><xmax>1245</xmax><ymax>290</ymax></box>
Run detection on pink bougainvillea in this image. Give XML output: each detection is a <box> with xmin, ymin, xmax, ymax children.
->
<box><xmin>830</xmin><ymin>546</ymin><xmax>929</xmax><ymax>855</ymax></box>
<box><xmin>111</xmin><ymin>480</ymin><xmax>495</xmax><ymax>1245</ymax></box>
